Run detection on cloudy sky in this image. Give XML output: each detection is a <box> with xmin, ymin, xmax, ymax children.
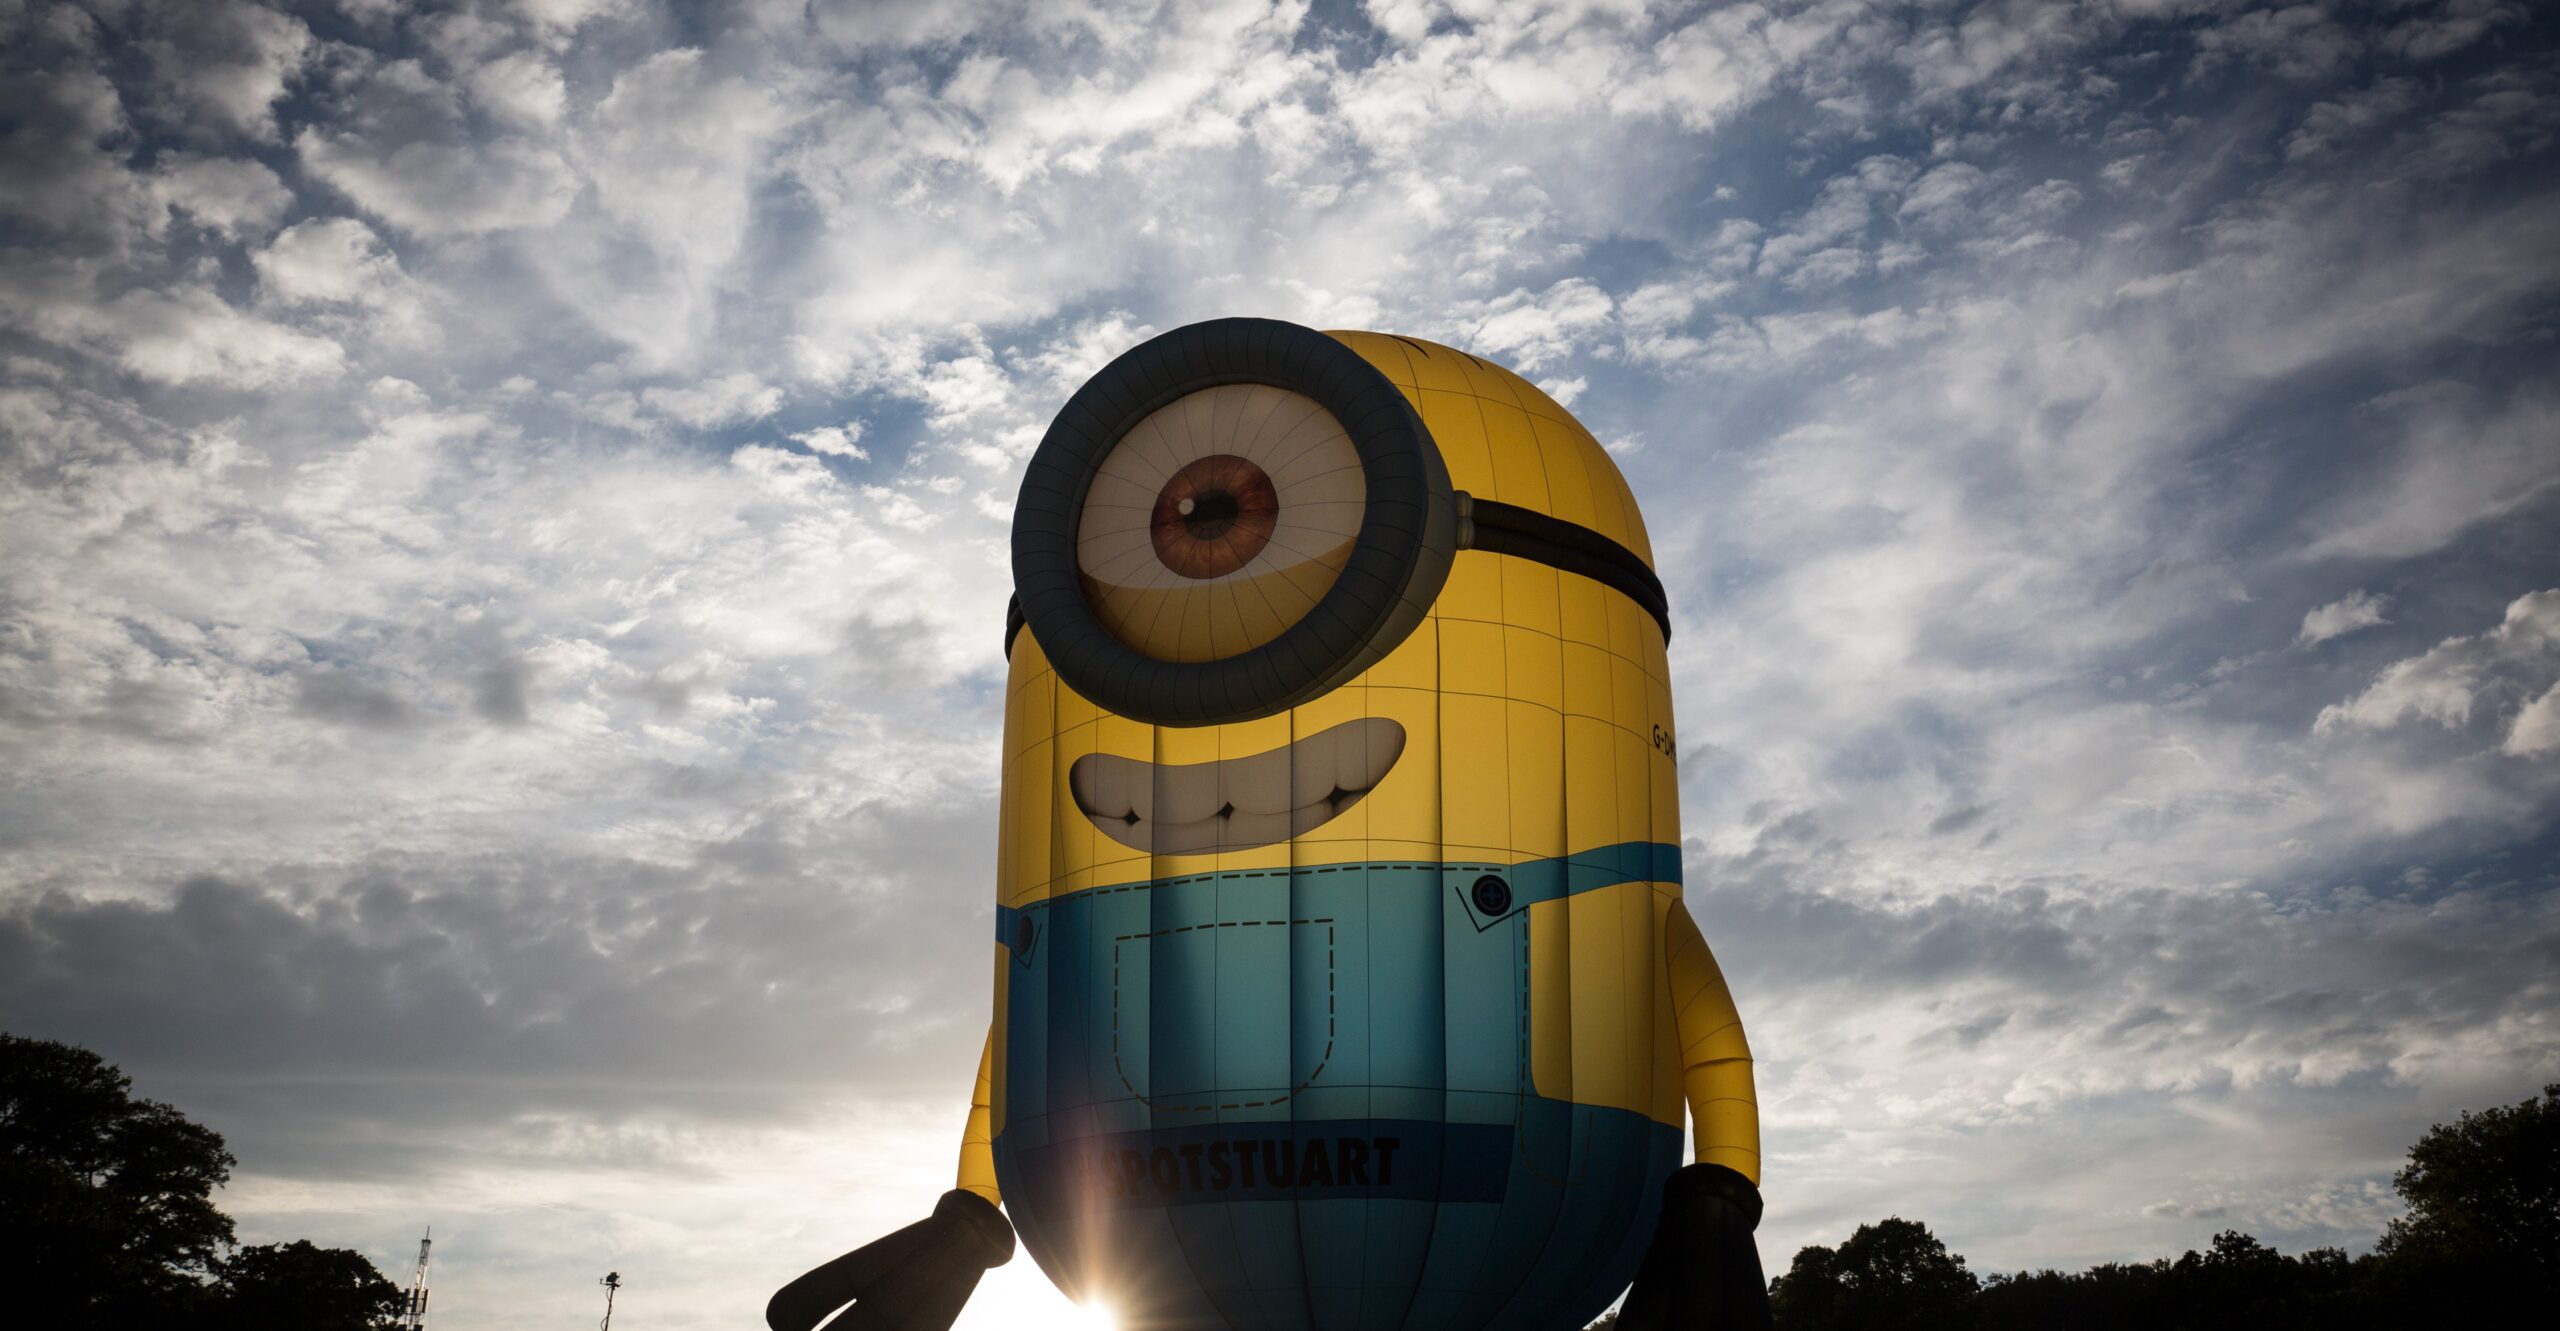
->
<box><xmin>3</xmin><ymin>0</ymin><xmax>2556</xmax><ymax>1325</ymax></box>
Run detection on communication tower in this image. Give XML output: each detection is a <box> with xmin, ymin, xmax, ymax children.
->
<box><xmin>395</xmin><ymin>1229</ymin><xmax>431</xmax><ymax>1331</ymax></box>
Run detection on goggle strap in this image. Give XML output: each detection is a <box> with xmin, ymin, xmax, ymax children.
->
<box><xmin>1003</xmin><ymin>492</ymin><xmax>1671</xmax><ymax>659</ymax></box>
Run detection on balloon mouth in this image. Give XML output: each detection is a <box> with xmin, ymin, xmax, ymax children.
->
<box><xmin>1067</xmin><ymin>718</ymin><xmax>1406</xmax><ymax>855</ymax></box>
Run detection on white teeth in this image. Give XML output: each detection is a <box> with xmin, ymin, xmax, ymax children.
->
<box><xmin>1068</xmin><ymin>718</ymin><xmax>1408</xmax><ymax>855</ymax></box>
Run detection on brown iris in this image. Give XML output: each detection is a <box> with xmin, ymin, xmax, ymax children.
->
<box><xmin>1150</xmin><ymin>453</ymin><xmax>1278</xmax><ymax>578</ymax></box>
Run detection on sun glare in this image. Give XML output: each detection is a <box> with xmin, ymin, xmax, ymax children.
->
<box><xmin>1068</xmin><ymin>1301</ymin><xmax>1119</xmax><ymax>1331</ymax></box>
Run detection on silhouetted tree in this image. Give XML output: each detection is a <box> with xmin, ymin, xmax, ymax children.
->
<box><xmin>1</xmin><ymin>1032</ymin><xmax>236</xmax><ymax>1327</ymax></box>
<box><xmin>2166</xmin><ymin>1231</ymin><xmax>2360</xmax><ymax>1327</ymax></box>
<box><xmin>1719</xmin><ymin>1083</ymin><xmax>2559</xmax><ymax>1329</ymax></box>
<box><xmin>2169</xmin><ymin>1231</ymin><xmax>2281</xmax><ymax>1320</ymax></box>
<box><xmin>215</xmin><ymin>1240</ymin><xmax>405</xmax><ymax>1331</ymax></box>
<box><xmin>2367</xmin><ymin>1081</ymin><xmax>2559</xmax><ymax>1318</ymax></box>
<box><xmin>2378</xmin><ymin>1082</ymin><xmax>2559</xmax><ymax>1273</ymax></box>
<box><xmin>1978</xmin><ymin>1266</ymin><xmax>2116</xmax><ymax>1330</ymax></box>
<box><xmin>1</xmin><ymin>1033</ymin><xmax>400</xmax><ymax>1329</ymax></box>
<box><xmin>1978</xmin><ymin>1237</ymin><xmax>2372</xmax><ymax>1331</ymax></box>
<box><xmin>1770</xmin><ymin>1216</ymin><xmax>1978</xmax><ymax>1329</ymax></box>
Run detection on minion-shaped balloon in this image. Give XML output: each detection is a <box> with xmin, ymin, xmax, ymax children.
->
<box><xmin>773</xmin><ymin>319</ymin><xmax>1769</xmax><ymax>1331</ymax></box>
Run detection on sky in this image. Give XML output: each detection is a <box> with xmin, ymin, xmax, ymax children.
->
<box><xmin>1</xmin><ymin>0</ymin><xmax>2556</xmax><ymax>1326</ymax></box>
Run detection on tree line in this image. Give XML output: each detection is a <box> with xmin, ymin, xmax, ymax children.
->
<box><xmin>11</xmin><ymin>1029</ymin><xmax>2551</xmax><ymax>1328</ymax></box>
<box><xmin>1</xmin><ymin>1032</ymin><xmax>405</xmax><ymax>1330</ymax></box>
<box><xmin>1592</xmin><ymin>1082</ymin><xmax>2557</xmax><ymax>1328</ymax></box>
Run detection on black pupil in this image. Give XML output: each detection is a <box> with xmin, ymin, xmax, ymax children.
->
<box><xmin>1183</xmin><ymin>488</ymin><xmax>1240</xmax><ymax>540</ymax></box>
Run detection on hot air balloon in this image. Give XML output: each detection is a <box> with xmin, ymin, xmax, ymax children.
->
<box><xmin>771</xmin><ymin>318</ymin><xmax>1769</xmax><ymax>1331</ymax></box>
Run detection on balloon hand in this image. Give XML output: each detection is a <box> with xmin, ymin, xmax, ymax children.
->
<box><xmin>1616</xmin><ymin>1164</ymin><xmax>1774</xmax><ymax>1331</ymax></box>
<box><xmin>767</xmin><ymin>1190</ymin><xmax>1015</xmax><ymax>1331</ymax></box>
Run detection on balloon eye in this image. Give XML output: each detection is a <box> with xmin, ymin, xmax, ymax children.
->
<box><xmin>1014</xmin><ymin>318</ymin><xmax>1457</xmax><ymax>727</ymax></box>
<box><xmin>1074</xmin><ymin>385</ymin><xmax>1365</xmax><ymax>663</ymax></box>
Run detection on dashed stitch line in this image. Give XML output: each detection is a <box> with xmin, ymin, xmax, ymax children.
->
<box><xmin>1512</xmin><ymin>915</ymin><xmax>1591</xmax><ymax>1187</ymax></box>
<box><xmin>1110</xmin><ymin>918</ymin><xmax>1337</xmax><ymax>1114</ymax></box>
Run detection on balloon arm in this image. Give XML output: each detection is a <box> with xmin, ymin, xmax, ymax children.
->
<box><xmin>957</xmin><ymin>1028</ymin><xmax>1000</xmax><ymax>1204</ymax></box>
<box><xmin>1664</xmin><ymin>900</ymin><xmax>1760</xmax><ymax>1186</ymax></box>
<box><xmin>765</xmin><ymin>1189</ymin><xmax>1016</xmax><ymax>1331</ymax></box>
<box><xmin>1623</xmin><ymin>901</ymin><xmax>1774</xmax><ymax>1329</ymax></box>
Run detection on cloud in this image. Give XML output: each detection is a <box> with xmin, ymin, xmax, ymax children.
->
<box><xmin>294</xmin><ymin>670</ymin><xmax>414</xmax><ymax>731</ymax></box>
<box><xmin>513</xmin><ymin>0</ymin><xmax>632</xmax><ymax>42</ymax></box>
<box><xmin>2194</xmin><ymin>4</ymin><xmax>2365</xmax><ymax>82</ymax></box>
<box><xmin>1612</xmin><ymin>1</ymin><xmax>1854</xmax><ymax>130</ymax></box>
<box><xmin>2385</xmin><ymin>0</ymin><xmax>2529</xmax><ymax>62</ymax></box>
<box><xmin>1697</xmin><ymin>826</ymin><xmax>2560</xmax><ymax>1265</ymax></box>
<box><xmin>0</xmin><ymin>66</ymin><xmax>155</xmax><ymax>239</ymax></box>
<box><xmin>2302</xmin><ymin>381</ymin><xmax>2560</xmax><ymax>562</ymax></box>
<box><xmin>2316</xmin><ymin>590</ymin><xmax>2560</xmax><ymax>744</ymax></box>
<box><xmin>1706</xmin><ymin>848</ymin><xmax>2560</xmax><ymax>1113</ymax></box>
<box><xmin>296</xmin><ymin>57</ymin><xmax>576</xmax><ymax>239</ymax></box>
<box><xmin>537</xmin><ymin>48</ymin><xmax>794</xmax><ymax>369</ymax></box>
<box><xmin>463</xmin><ymin>50</ymin><xmax>567</xmax><ymax>129</ymax></box>
<box><xmin>300</xmin><ymin>130</ymin><xmax>578</xmax><ymax>239</ymax></box>
<box><xmin>253</xmin><ymin>218</ymin><xmax>413</xmax><ymax>311</ymax></box>
<box><xmin>0</xmin><ymin>274</ymin><xmax>344</xmax><ymax>387</ymax></box>
<box><xmin>641</xmin><ymin>373</ymin><xmax>784</xmax><ymax>428</ymax></box>
<box><xmin>150</xmin><ymin>153</ymin><xmax>294</xmax><ymax>239</ymax></box>
<box><xmin>0</xmin><ymin>843</ymin><xmax>996</xmax><ymax>1165</ymax></box>
<box><xmin>790</xmin><ymin>424</ymin><xmax>869</xmax><ymax>460</ymax></box>
<box><xmin>2298</xmin><ymin>591</ymin><xmax>2391</xmax><ymax>647</ymax></box>
<box><xmin>2508</xmin><ymin>683</ymin><xmax>2560</xmax><ymax>757</ymax></box>
<box><xmin>2286</xmin><ymin>77</ymin><xmax>2422</xmax><ymax>160</ymax></box>
<box><xmin>136</xmin><ymin>0</ymin><xmax>313</xmax><ymax>140</ymax></box>
<box><xmin>807</xmin><ymin>0</ymin><xmax>1002</xmax><ymax>52</ymax></box>
<box><xmin>1458</xmin><ymin>277</ymin><xmax>1616</xmax><ymax>372</ymax></box>
<box><xmin>1899</xmin><ymin>161</ymin><xmax>1988</xmax><ymax>222</ymax></box>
